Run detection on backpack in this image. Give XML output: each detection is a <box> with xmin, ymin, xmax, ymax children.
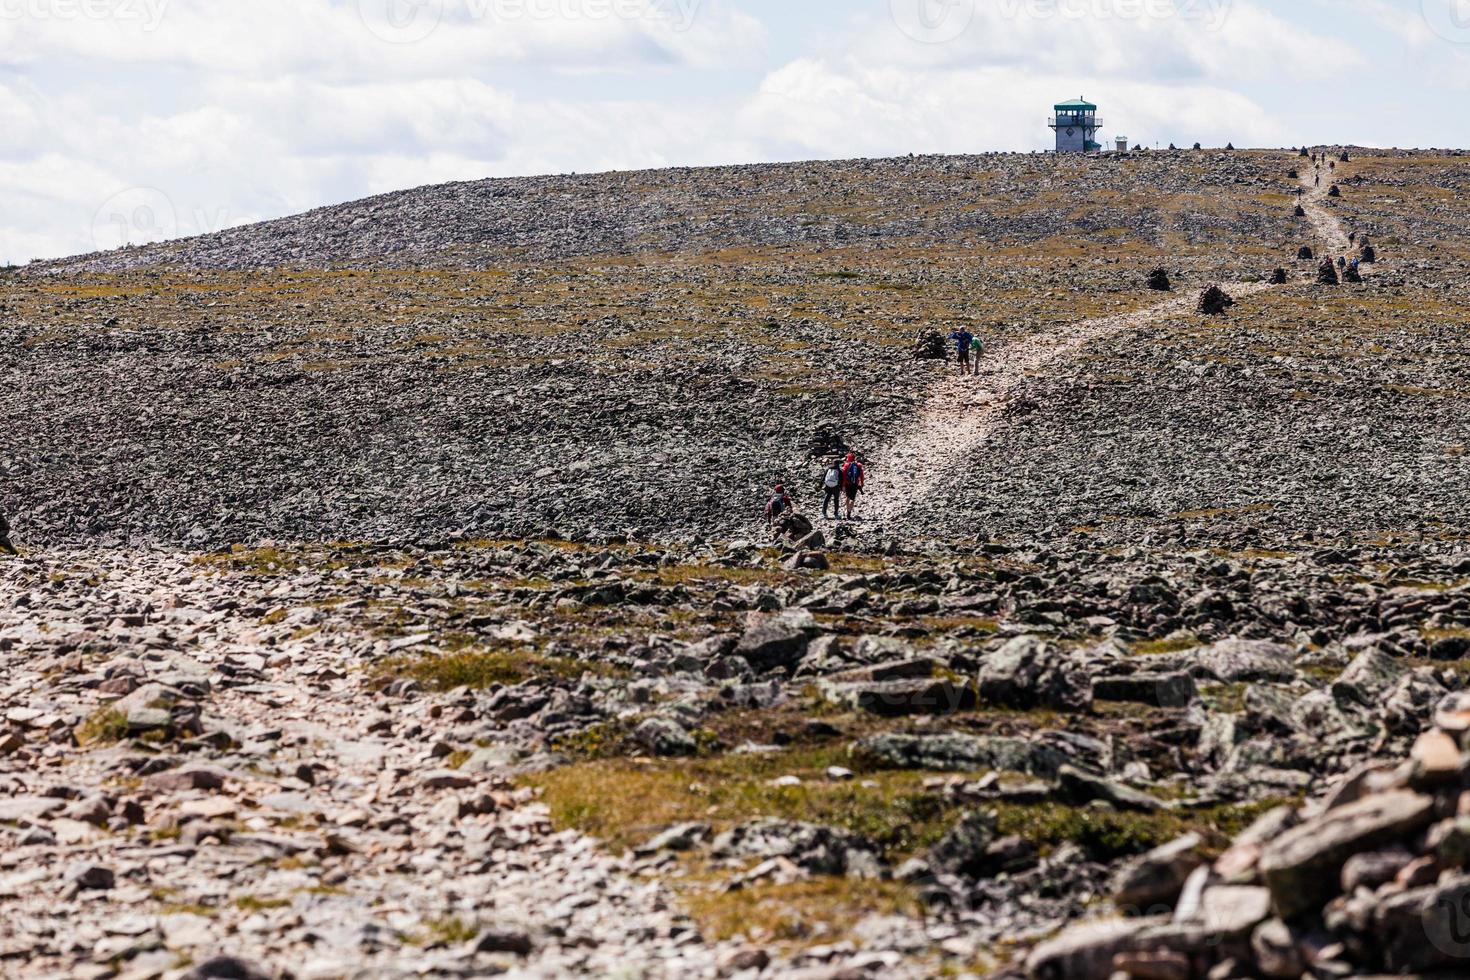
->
<box><xmin>844</xmin><ymin>462</ymin><xmax>863</xmax><ymax>487</ymax></box>
<box><xmin>824</xmin><ymin>467</ymin><xmax>841</xmax><ymax>489</ymax></box>
<box><xmin>970</xmin><ymin>336</ymin><xmax>984</xmax><ymax>353</ymax></box>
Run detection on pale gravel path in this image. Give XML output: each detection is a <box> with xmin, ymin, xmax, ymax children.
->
<box><xmin>864</xmin><ymin>151</ymin><xmax>1369</xmax><ymax>532</ymax></box>
<box><xmin>861</xmin><ymin>282</ymin><xmax>1274</xmax><ymax>531</ymax></box>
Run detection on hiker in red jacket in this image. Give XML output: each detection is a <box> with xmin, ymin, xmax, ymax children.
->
<box><xmin>764</xmin><ymin>484</ymin><xmax>794</xmax><ymax>529</ymax></box>
<box><xmin>838</xmin><ymin>453</ymin><xmax>865</xmax><ymax>520</ymax></box>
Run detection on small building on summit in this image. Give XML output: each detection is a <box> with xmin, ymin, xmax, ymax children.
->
<box><xmin>1049</xmin><ymin>97</ymin><xmax>1102</xmax><ymax>153</ymax></box>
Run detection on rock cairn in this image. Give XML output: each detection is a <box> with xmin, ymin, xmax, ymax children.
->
<box><xmin>1269</xmin><ymin>268</ymin><xmax>1288</xmax><ymax>285</ymax></box>
<box><xmin>1146</xmin><ymin>268</ymin><xmax>1172</xmax><ymax>292</ymax></box>
<box><xmin>1328</xmin><ymin>184</ymin><xmax>1342</xmax><ymax>198</ymax></box>
<box><xmin>1196</xmin><ymin>286</ymin><xmax>1234</xmax><ymax>316</ymax></box>
<box><xmin>1318</xmin><ymin>260</ymin><xmax>1341</xmax><ymax>285</ymax></box>
<box><xmin>1298</xmin><ymin>245</ymin><xmax>1315</xmax><ymax>261</ymax></box>
<box><xmin>912</xmin><ymin>327</ymin><xmax>948</xmax><ymax>361</ymax></box>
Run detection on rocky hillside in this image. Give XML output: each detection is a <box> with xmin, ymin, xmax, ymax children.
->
<box><xmin>2</xmin><ymin>148</ymin><xmax>1470</xmax><ymax>979</ymax></box>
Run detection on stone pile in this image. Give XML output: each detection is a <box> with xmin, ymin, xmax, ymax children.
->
<box><xmin>1028</xmin><ymin>711</ymin><xmax>1470</xmax><ymax>979</ymax></box>
<box><xmin>1146</xmin><ymin>268</ymin><xmax>1172</xmax><ymax>292</ymax></box>
<box><xmin>1318</xmin><ymin>259</ymin><xmax>1340</xmax><ymax>285</ymax></box>
<box><xmin>1196</xmin><ymin>285</ymin><xmax>1234</xmax><ymax>315</ymax></box>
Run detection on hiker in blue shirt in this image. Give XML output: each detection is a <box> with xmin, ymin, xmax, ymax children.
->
<box><xmin>949</xmin><ymin>327</ymin><xmax>975</xmax><ymax>376</ymax></box>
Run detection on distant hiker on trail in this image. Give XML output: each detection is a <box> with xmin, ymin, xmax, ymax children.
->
<box><xmin>1349</xmin><ymin>231</ymin><xmax>1358</xmax><ymax>244</ymax></box>
<box><xmin>839</xmin><ymin>453</ymin><xmax>865</xmax><ymax>521</ymax></box>
<box><xmin>1316</xmin><ymin>173</ymin><xmax>1321</xmax><ymax>187</ymax></box>
<box><xmin>969</xmin><ymin>333</ymin><xmax>985</xmax><ymax>372</ymax></box>
<box><xmin>764</xmin><ymin>484</ymin><xmax>794</xmax><ymax>529</ymax></box>
<box><xmin>0</xmin><ymin>511</ymin><xmax>15</xmax><ymax>557</ymax></box>
<box><xmin>1350</xmin><ymin>256</ymin><xmax>1361</xmax><ymax>274</ymax></box>
<box><xmin>1338</xmin><ymin>255</ymin><xmax>1347</xmax><ymax>269</ymax></box>
<box><xmin>821</xmin><ymin>459</ymin><xmax>843</xmax><ymax>520</ymax></box>
<box><xmin>949</xmin><ymin>326</ymin><xmax>975</xmax><ymax>376</ymax></box>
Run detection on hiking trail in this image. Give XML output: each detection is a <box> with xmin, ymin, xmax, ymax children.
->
<box><xmin>863</xmin><ymin>152</ymin><xmax>1361</xmax><ymax>530</ymax></box>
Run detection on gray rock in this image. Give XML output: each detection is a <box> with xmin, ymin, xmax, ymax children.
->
<box><xmin>635</xmin><ymin>822</ymin><xmax>710</xmax><ymax>857</ymax></box>
<box><xmin>633</xmin><ymin>717</ymin><xmax>699</xmax><ymax>757</ymax></box>
<box><xmin>711</xmin><ymin>818</ymin><xmax>880</xmax><ymax>877</ymax></box>
<box><xmin>1331</xmin><ymin>649</ymin><xmax>1406</xmax><ymax>708</ymax></box>
<box><xmin>1259</xmin><ymin>790</ymin><xmax>1436</xmax><ymax>919</ymax></box>
<box><xmin>1113</xmin><ymin>834</ymin><xmax>1206</xmax><ymax>911</ymax></box>
<box><xmin>977</xmin><ymin>636</ymin><xmax>1091</xmax><ymax>712</ymax></box>
<box><xmin>852</xmin><ymin>732</ymin><xmax>1036</xmax><ymax>774</ymax></box>
<box><xmin>733</xmin><ymin>608</ymin><xmax>816</xmax><ymax>672</ymax></box>
<box><xmin>1056</xmin><ymin>764</ymin><xmax>1167</xmax><ymax>813</ymax></box>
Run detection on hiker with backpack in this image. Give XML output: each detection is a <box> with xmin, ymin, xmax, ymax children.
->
<box><xmin>765</xmin><ymin>484</ymin><xmax>795</xmax><ymax>529</ymax></box>
<box><xmin>969</xmin><ymin>332</ymin><xmax>985</xmax><ymax>373</ymax></box>
<box><xmin>949</xmin><ymin>326</ymin><xmax>975</xmax><ymax>376</ymax></box>
<box><xmin>839</xmin><ymin>453</ymin><xmax>865</xmax><ymax>520</ymax></box>
<box><xmin>821</xmin><ymin>459</ymin><xmax>844</xmax><ymax>520</ymax></box>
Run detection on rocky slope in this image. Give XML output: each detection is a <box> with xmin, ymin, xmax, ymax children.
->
<box><xmin>2</xmin><ymin>147</ymin><xmax>1470</xmax><ymax>979</ymax></box>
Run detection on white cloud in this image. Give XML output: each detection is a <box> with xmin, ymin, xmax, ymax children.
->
<box><xmin>0</xmin><ymin>0</ymin><xmax>1457</xmax><ymax>265</ymax></box>
<box><xmin>741</xmin><ymin>59</ymin><xmax>1286</xmax><ymax>157</ymax></box>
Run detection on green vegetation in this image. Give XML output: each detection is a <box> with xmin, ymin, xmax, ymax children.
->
<box><xmin>234</xmin><ymin>895</ymin><xmax>291</xmax><ymax>912</ymax></box>
<box><xmin>683</xmin><ymin>876</ymin><xmax>917</xmax><ymax>944</ymax></box>
<box><xmin>1129</xmin><ymin>635</ymin><xmax>1201</xmax><ymax>656</ymax></box>
<box><xmin>377</xmin><ymin>646</ymin><xmax>622</xmax><ymax>691</ymax></box>
<box><xmin>76</xmin><ymin>708</ymin><xmax>128</xmax><ymax>746</ymax></box>
<box><xmin>524</xmin><ymin>747</ymin><xmax>1286</xmax><ymax>864</ymax></box>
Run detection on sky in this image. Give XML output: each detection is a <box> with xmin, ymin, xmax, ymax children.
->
<box><xmin>2</xmin><ymin>0</ymin><xmax>1467</xmax><ymax>264</ymax></box>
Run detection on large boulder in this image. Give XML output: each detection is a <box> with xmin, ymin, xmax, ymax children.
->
<box><xmin>1190</xmin><ymin>638</ymin><xmax>1296</xmax><ymax>683</ymax></box>
<box><xmin>852</xmin><ymin>731</ymin><xmax>1037</xmax><ymax>774</ymax></box>
<box><xmin>1258</xmin><ymin>790</ymin><xmax>1436</xmax><ymax>919</ymax></box>
<box><xmin>1112</xmin><ymin>834</ymin><xmax>1207</xmax><ymax>911</ymax></box>
<box><xmin>977</xmin><ymin>636</ymin><xmax>1091</xmax><ymax>712</ymax></box>
<box><xmin>633</xmin><ymin>717</ymin><xmax>699</xmax><ymax>757</ymax></box>
<box><xmin>734</xmin><ymin>608</ymin><xmax>817</xmax><ymax>672</ymax></box>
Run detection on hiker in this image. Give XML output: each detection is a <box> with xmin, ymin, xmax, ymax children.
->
<box><xmin>1315</xmin><ymin>173</ymin><xmax>1321</xmax><ymax>187</ymax></box>
<box><xmin>969</xmin><ymin>332</ymin><xmax>985</xmax><ymax>372</ymax></box>
<box><xmin>1337</xmin><ymin>255</ymin><xmax>1347</xmax><ymax>270</ymax></box>
<box><xmin>820</xmin><ymin>459</ymin><xmax>843</xmax><ymax>520</ymax></box>
<box><xmin>0</xmin><ymin>510</ymin><xmax>15</xmax><ymax>557</ymax></box>
<box><xmin>764</xmin><ymin>484</ymin><xmax>794</xmax><ymax>529</ymax></box>
<box><xmin>1350</xmin><ymin>256</ymin><xmax>1361</xmax><ymax>274</ymax></box>
<box><xmin>839</xmin><ymin>452</ymin><xmax>865</xmax><ymax>521</ymax></box>
<box><xmin>1349</xmin><ymin>231</ymin><xmax>1357</xmax><ymax>244</ymax></box>
<box><xmin>949</xmin><ymin>326</ymin><xmax>975</xmax><ymax>376</ymax></box>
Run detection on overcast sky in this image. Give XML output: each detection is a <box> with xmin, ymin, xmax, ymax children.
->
<box><xmin>2</xmin><ymin>0</ymin><xmax>1466</xmax><ymax>264</ymax></box>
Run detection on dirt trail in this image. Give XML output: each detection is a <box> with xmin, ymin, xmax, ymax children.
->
<box><xmin>864</xmin><ymin>152</ymin><xmax>1362</xmax><ymax>530</ymax></box>
<box><xmin>1298</xmin><ymin>159</ymin><xmax>1354</xmax><ymax>256</ymax></box>
<box><xmin>862</xmin><ymin>282</ymin><xmax>1272</xmax><ymax>529</ymax></box>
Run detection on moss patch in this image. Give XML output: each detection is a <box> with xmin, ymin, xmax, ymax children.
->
<box><xmin>76</xmin><ymin>708</ymin><xmax>128</xmax><ymax>746</ymax></box>
<box><xmin>378</xmin><ymin>647</ymin><xmax>620</xmax><ymax>691</ymax></box>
